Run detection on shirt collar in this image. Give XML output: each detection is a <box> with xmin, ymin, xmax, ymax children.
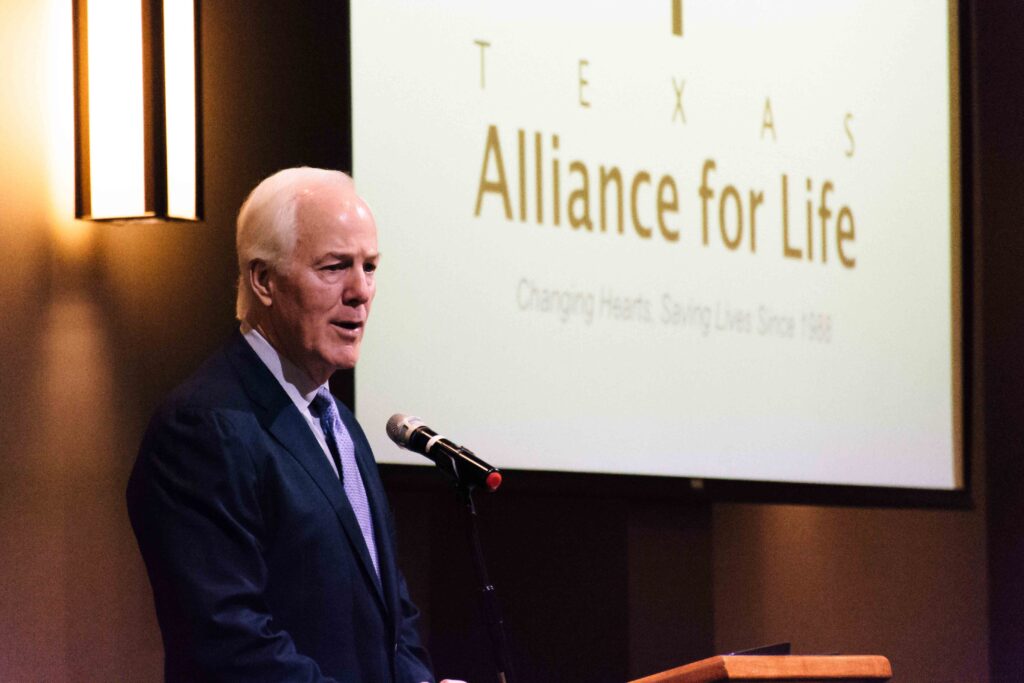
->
<box><xmin>240</xmin><ymin>323</ymin><xmax>328</xmax><ymax>410</ymax></box>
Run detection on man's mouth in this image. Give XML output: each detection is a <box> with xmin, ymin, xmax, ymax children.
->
<box><xmin>332</xmin><ymin>320</ymin><xmax>363</xmax><ymax>333</ymax></box>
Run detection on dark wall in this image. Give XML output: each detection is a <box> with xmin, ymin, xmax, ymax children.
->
<box><xmin>385</xmin><ymin>470</ymin><xmax>713</xmax><ymax>682</ymax></box>
<box><xmin>0</xmin><ymin>1</ymin><xmax>1018</xmax><ymax>681</ymax></box>
<box><xmin>975</xmin><ymin>0</ymin><xmax>1024</xmax><ymax>679</ymax></box>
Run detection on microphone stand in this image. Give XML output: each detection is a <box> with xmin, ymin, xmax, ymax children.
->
<box><xmin>453</xmin><ymin>450</ymin><xmax>515</xmax><ymax>683</ymax></box>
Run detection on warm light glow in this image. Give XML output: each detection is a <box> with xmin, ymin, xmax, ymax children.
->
<box><xmin>46</xmin><ymin>0</ymin><xmax>91</xmax><ymax>253</ymax></box>
<box><xmin>163</xmin><ymin>0</ymin><xmax>198</xmax><ymax>219</ymax></box>
<box><xmin>86</xmin><ymin>0</ymin><xmax>146</xmax><ymax>219</ymax></box>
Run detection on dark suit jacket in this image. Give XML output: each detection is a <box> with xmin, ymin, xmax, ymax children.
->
<box><xmin>127</xmin><ymin>331</ymin><xmax>434</xmax><ymax>683</ymax></box>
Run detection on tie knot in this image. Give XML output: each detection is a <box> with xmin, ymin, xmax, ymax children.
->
<box><xmin>310</xmin><ymin>387</ymin><xmax>334</xmax><ymax>419</ymax></box>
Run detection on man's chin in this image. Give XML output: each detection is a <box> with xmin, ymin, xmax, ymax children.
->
<box><xmin>324</xmin><ymin>345</ymin><xmax>360</xmax><ymax>372</ymax></box>
<box><xmin>298</xmin><ymin>347</ymin><xmax>359</xmax><ymax>385</ymax></box>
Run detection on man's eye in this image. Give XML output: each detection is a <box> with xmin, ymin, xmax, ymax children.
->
<box><xmin>363</xmin><ymin>262</ymin><xmax>377</xmax><ymax>274</ymax></box>
<box><xmin>324</xmin><ymin>262</ymin><xmax>348</xmax><ymax>271</ymax></box>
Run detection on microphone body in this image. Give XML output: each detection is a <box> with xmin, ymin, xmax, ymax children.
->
<box><xmin>386</xmin><ymin>414</ymin><xmax>502</xmax><ymax>492</ymax></box>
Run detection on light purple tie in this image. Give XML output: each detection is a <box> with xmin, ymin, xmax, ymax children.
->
<box><xmin>310</xmin><ymin>387</ymin><xmax>379</xmax><ymax>577</ymax></box>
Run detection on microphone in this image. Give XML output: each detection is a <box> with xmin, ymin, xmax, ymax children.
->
<box><xmin>386</xmin><ymin>414</ymin><xmax>502</xmax><ymax>492</ymax></box>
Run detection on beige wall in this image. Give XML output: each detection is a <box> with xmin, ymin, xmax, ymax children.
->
<box><xmin>0</xmin><ymin>2</ymin><xmax>202</xmax><ymax>678</ymax></box>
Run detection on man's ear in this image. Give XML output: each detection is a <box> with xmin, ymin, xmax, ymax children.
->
<box><xmin>248</xmin><ymin>260</ymin><xmax>274</xmax><ymax>307</ymax></box>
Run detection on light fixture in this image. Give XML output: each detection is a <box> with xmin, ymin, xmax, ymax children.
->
<box><xmin>73</xmin><ymin>0</ymin><xmax>202</xmax><ymax>221</ymax></box>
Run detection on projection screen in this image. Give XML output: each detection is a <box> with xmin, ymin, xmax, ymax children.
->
<box><xmin>351</xmin><ymin>1</ymin><xmax>964</xmax><ymax>491</ymax></box>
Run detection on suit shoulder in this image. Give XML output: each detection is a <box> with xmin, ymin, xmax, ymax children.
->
<box><xmin>164</xmin><ymin>345</ymin><xmax>247</xmax><ymax>413</ymax></box>
<box><xmin>138</xmin><ymin>341</ymin><xmax>263</xmax><ymax>452</ymax></box>
<box><xmin>132</xmin><ymin>342</ymin><xmax>267</xmax><ymax>484</ymax></box>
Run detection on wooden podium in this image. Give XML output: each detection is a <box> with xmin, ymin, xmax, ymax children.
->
<box><xmin>628</xmin><ymin>655</ymin><xmax>892</xmax><ymax>683</ymax></box>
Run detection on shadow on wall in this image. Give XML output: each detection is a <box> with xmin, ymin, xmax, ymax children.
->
<box><xmin>0</xmin><ymin>282</ymin><xmax>162</xmax><ymax>681</ymax></box>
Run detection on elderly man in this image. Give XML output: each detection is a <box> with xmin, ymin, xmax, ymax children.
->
<box><xmin>128</xmin><ymin>168</ymin><xmax>454</xmax><ymax>682</ymax></box>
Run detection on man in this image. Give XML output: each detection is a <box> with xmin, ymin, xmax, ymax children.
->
<box><xmin>128</xmin><ymin>168</ymin><xmax>456</xmax><ymax>682</ymax></box>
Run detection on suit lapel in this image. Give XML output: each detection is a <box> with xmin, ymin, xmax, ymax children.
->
<box><xmin>224</xmin><ymin>332</ymin><xmax>387</xmax><ymax>610</ymax></box>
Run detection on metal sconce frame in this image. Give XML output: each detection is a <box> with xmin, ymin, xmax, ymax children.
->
<box><xmin>72</xmin><ymin>0</ymin><xmax>202</xmax><ymax>221</ymax></box>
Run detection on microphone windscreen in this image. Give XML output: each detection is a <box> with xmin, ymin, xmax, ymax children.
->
<box><xmin>386</xmin><ymin>413</ymin><xmax>423</xmax><ymax>447</ymax></box>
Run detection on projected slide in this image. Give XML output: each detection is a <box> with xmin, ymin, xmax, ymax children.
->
<box><xmin>352</xmin><ymin>1</ymin><xmax>962</xmax><ymax>490</ymax></box>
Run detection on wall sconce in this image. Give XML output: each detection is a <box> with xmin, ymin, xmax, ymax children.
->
<box><xmin>73</xmin><ymin>0</ymin><xmax>202</xmax><ymax>221</ymax></box>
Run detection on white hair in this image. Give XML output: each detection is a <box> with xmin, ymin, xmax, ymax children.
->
<box><xmin>235</xmin><ymin>167</ymin><xmax>355</xmax><ymax>321</ymax></box>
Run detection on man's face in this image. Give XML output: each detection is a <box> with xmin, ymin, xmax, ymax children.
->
<box><xmin>262</xmin><ymin>184</ymin><xmax>379</xmax><ymax>384</ymax></box>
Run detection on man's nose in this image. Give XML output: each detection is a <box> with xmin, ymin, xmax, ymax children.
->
<box><xmin>343</xmin><ymin>269</ymin><xmax>371</xmax><ymax>306</ymax></box>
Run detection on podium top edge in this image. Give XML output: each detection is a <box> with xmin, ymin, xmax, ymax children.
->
<box><xmin>629</xmin><ymin>655</ymin><xmax>893</xmax><ymax>683</ymax></box>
